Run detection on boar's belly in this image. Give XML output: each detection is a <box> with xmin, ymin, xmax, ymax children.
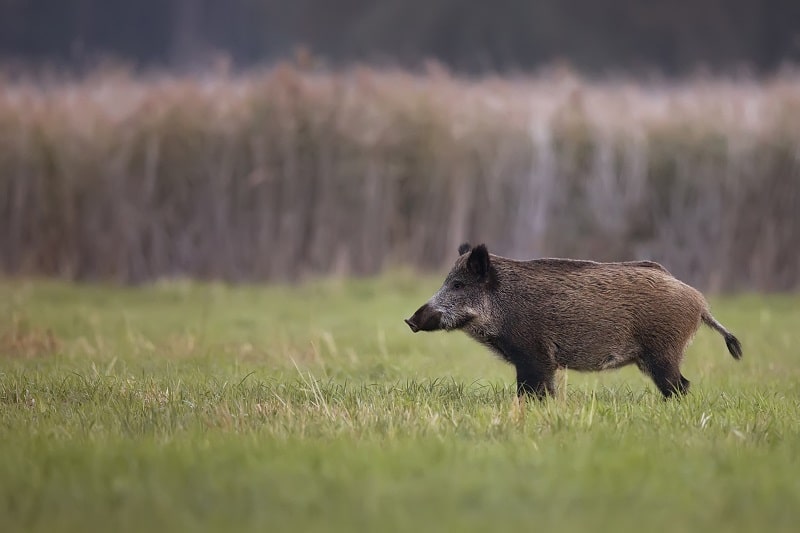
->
<box><xmin>555</xmin><ymin>345</ymin><xmax>640</xmax><ymax>372</ymax></box>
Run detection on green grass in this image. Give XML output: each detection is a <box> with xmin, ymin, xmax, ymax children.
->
<box><xmin>1</xmin><ymin>274</ymin><xmax>799</xmax><ymax>532</ymax></box>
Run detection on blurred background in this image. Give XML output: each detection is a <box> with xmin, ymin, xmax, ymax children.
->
<box><xmin>1</xmin><ymin>0</ymin><xmax>799</xmax><ymax>290</ymax></box>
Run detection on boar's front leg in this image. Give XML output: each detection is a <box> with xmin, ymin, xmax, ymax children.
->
<box><xmin>514</xmin><ymin>359</ymin><xmax>557</xmax><ymax>400</ymax></box>
<box><xmin>489</xmin><ymin>338</ymin><xmax>557</xmax><ymax>400</ymax></box>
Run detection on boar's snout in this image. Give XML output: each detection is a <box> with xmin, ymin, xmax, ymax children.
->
<box><xmin>404</xmin><ymin>318</ymin><xmax>420</xmax><ymax>333</ymax></box>
<box><xmin>405</xmin><ymin>304</ymin><xmax>442</xmax><ymax>333</ymax></box>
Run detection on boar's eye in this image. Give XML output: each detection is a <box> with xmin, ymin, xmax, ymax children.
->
<box><xmin>452</xmin><ymin>281</ymin><xmax>464</xmax><ymax>290</ymax></box>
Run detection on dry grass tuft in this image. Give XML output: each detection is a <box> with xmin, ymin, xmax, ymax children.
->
<box><xmin>0</xmin><ymin>315</ymin><xmax>62</xmax><ymax>358</ymax></box>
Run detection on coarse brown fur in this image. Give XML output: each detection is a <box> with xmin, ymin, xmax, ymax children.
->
<box><xmin>405</xmin><ymin>243</ymin><xmax>743</xmax><ymax>400</ymax></box>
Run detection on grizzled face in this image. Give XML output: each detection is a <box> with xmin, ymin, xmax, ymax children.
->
<box><xmin>405</xmin><ymin>243</ymin><xmax>493</xmax><ymax>333</ymax></box>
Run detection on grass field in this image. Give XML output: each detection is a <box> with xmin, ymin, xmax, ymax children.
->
<box><xmin>1</xmin><ymin>274</ymin><xmax>799</xmax><ymax>532</ymax></box>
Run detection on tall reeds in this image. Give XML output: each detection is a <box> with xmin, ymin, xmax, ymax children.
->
<box><xmin>1</xmin><ymin>66</ymin><xmax>798</xmax><ymax>290</ymax></box>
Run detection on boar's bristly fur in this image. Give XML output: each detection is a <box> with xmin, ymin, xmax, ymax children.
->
<box><xmin>405</xmin><ymin>243</ymin><xmax>743</xmax><ymax>400</ymax></box>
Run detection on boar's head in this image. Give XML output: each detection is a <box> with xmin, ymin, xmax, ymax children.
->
<box><xmin>405</xmin><ymin>243</ymin><xmax>494</xmax><ymax>333</ymax></box>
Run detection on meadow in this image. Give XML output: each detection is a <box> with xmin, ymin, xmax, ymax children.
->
<box><xmin>1</xmin><ymin>274</ymin><xmax>799</xmax><ymax>532</ymax></box>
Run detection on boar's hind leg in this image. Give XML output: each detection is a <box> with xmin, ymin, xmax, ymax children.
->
<box><xmin>637</xmin><ymin>354</ymin><xmax>690</xmax><ymax>399</ymax></box>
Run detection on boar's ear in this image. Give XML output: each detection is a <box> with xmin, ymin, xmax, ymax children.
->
<box><xmin>458</xmin><ymin>242</ymin><xmax>471</xmax><ymax>255</ymax></box>
<box><xmin>467</xmin><ymin>244</ymin><xmax>490</xmax><ymax>278</ymax></box>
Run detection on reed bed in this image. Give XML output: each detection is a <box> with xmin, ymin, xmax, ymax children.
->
<box><xmin>1</xmin><ymin>65</ymin><xmax>798</xmax><ymax>290</ymax></box>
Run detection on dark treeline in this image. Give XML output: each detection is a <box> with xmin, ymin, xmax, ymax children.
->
<box><xmin>1</xmin><ymin>0</ymin><xmax>799</xmax><ymax>74</ymax></box>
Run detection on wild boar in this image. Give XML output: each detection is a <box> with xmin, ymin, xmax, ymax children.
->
<box><xmin>405</xmin><ymin>243</ymin><xmax>742</xmax><ymax>399</ymax></box>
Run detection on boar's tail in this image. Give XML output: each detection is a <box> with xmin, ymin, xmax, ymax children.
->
<box><xmin>701</xmin><ymin>311</ymin><xmax>743</xmax><ymax>360</ymax></box>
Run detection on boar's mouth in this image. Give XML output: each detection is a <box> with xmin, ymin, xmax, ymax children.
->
<box><xmin>405</xmin><ymin>304</ymin><xmax>442</xmax><ymax>333</ymax></box>
<box><xmin>447</xmin><ymin>315</ymin><xmax>473</xmax><ymax>331</ymax></box>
